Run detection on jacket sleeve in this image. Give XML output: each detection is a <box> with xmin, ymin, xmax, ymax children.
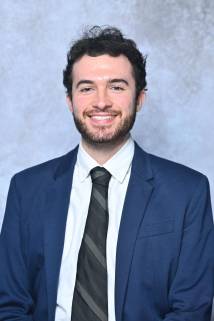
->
<box><xmin>163</xmin><ymin>175</ymin><xmax>214</xmax><ymax>321</ymax></box>
<box><xmin>0</xmin><ymin>175</ymin><xmax>34</xmax><ymax>320</ymax></box>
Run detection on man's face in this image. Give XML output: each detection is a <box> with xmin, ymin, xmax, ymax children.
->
<box><xmin>67</xmin><ymin>54</ymin><xmax>144</xmax><ymax>146</ymax></box>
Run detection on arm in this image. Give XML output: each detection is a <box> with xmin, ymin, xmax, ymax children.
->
<box><xmin>163</xmin><ymin>176</ymin><xmax>214</xmax><ymax>321</ymax></box>
<box><xmin>0</xmin><ymin>176</ymin><xmax>34</xmax><ymax>320</ymax></box>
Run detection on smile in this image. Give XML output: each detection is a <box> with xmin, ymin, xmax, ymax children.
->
<box><xmin>91</xmin><ymin>115</ymin><xmax>114</xmax><ymax>120</ymax></box>
<box><xmin>87</xmin><ymin>113</ymin><xmax>118</xmax><ymax>125</ymax></box>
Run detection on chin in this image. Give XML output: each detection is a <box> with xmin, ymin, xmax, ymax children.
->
<box><xmin>82</xmin><ymin>131</ymin><xmax>128</xmax><ymax>146</ymax></box>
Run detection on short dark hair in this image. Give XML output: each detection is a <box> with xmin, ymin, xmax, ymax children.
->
<box><xmin>63</xmin><ymin>26</ymin><xmax>147</xmax><ymax>100</ymax></box>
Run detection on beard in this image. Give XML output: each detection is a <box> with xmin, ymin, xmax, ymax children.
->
<box><xmin>72</xmin><ymin>107</ymin><xmax>137</xmax><ymax>146</ymax></box>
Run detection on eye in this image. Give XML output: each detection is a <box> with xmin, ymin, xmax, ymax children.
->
<box><xmin>110</xmin><ymin>85</ymin><xmax>125</xmax><ymax>91</ymax></box>
<box><xmin>79</xmin><ymin>87</ymin><xmax>94</xmax><ymax>93</ymax></box>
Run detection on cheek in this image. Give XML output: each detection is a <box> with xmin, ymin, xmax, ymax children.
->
<box><xmin>111</xmin><ymin>93</ymin><xmax>135</xmax><ymax>110</ymax></box>
<box><xmin>72</xmin><ymin>97</ymin><xmax>88</xmax><ymax>114</ymax></box>
<box><xmin>118</xmin><ymin>99</ymin><xmax>136</xmax><ymax>114</ymax></box>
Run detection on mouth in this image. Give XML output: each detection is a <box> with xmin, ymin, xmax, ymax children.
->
<box><xmin>86</xmin><ymin>112</ymin><xmax>119</xmax><ymax>125</ymax></box>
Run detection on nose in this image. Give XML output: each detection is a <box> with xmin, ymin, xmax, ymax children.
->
<box><xmin>92</xmin><ymin>88</ymin><xmax>112</xmax><ymax>109</ymax></box>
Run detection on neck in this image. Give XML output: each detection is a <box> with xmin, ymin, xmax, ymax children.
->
<box><xmin>81</xmin><ymin>135</ymin><xmax>130</xmax><ymax>165</ymax></box>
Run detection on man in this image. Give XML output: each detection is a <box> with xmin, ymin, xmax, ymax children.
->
<box><xmin>0</xmin><ymin>26</ymin><xmax>213</xmax><ymax>321</ymax></box>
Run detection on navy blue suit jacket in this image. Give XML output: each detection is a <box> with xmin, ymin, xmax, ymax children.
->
<box><xmin>0</xmin><ymin>143</ymin><xmax>213</xmax><ymax>321</ymax></box>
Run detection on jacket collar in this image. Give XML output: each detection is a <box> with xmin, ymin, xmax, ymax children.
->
<box><xmin>115</xmin><ymin>142</ymin><xmax>154</xmax><ymax>321</ymax></box>
<box><xmin>44</xmin><ymin>146</ymin><xmax>78</xmax><ymax>321</ymax></box>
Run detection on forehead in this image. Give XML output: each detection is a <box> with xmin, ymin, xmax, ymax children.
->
<box><xmin>72</xmin><ymin>54</ymin><xmax>134</xmax><ymax>82</ymax></box>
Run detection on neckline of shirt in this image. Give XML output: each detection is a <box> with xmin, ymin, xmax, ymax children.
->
<box><xmin>76</xmin><ymin>137</ymin><xmax>135</xmax><ymax>184</ymax></box>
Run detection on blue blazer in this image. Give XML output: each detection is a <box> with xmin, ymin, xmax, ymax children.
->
<box><xmin>0</xmin><ymin>143</ymin><xmax>213</xmax><ymax>321</ymax></box>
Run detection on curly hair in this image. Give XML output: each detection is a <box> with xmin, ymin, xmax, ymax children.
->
<box><xmin>63</xmin><ymin>26</ymin><xmax>147</xmax><ymax>99</ymax></box>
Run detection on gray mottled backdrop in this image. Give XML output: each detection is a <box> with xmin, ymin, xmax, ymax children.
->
<box><xmin>0</xmin><ymin>0</ymin><xmax>214</xmax><ymax>315</ymax></box>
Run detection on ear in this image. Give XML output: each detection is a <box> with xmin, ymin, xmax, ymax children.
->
<box><xmin>136</xmin><ymin>90</ymin><xmax>146</xmax><ymax>112</ymax></box>
<box><xmin>66</xmin><ymin>95</ymin><xmax>74</xmax><ymax>112</ymax></box>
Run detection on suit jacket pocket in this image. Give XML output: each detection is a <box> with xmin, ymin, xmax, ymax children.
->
<box><xmin>137</xmin><ymin>219</ymin><xmax>174</xmax><ymax>238</ymax></box>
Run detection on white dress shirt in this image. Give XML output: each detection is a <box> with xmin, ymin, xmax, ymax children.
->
<box><xmin>55</xmin><ymin>137</ymin><xmax>135</xmax><ymax>321</ymax></box>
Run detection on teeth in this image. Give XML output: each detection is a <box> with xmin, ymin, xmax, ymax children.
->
<box><xmin>91</xmin><ymin>116</ymin><xmax>113</xmax><ymax>120</ymax></box>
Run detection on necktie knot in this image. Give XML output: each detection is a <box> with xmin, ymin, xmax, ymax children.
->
<box><xmin>90</xmin><ymin>166</ymin><xmax>111</xmax><ymax>187</ymax></box>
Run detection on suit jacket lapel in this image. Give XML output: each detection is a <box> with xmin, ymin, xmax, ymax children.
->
<box><xmin>115</xmin><ymin>144</ymin><xmax>154</xmax><ymax>321</ymax></box>
<box><xmin>44</xmin><ymin>147</ymin><xmax>78</xmax><ymax>321</ymax></box>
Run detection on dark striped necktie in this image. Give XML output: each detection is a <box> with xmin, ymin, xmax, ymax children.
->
<box><xmin>71</xmin><ymin>166</ymin><xmax>111</xmax><ymax>321</ymax></box>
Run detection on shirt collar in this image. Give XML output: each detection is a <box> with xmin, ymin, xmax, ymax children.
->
<box><xmin>76</xmin><ymin>137</ymin><xmax>135</xmax><ymax>183</ymax></box>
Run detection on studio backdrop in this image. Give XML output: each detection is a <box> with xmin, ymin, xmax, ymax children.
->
<box><xmin>0</xmin><ymin>0</ymin><xmax>214</xmax><ymax>302</ymax></box>
<box><xmin>0</xmin><ymin>0</ymin><xmax>213</xmax><ymax>318</ymax></box>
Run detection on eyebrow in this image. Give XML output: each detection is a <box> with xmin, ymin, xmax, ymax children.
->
<box><xmin>109</xmin><ymin>78</ymin><xmax>129</xmax><ymax>86</ymax></box>
<box><xmin>75</xmin><ymin>78</ymin><xmax>129</xmax><ymax>89</ymax></box>
<box><xmin>76</xmin><ymin>80</ymin><xmax>94</xmax><ymax>88</ymax></box>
